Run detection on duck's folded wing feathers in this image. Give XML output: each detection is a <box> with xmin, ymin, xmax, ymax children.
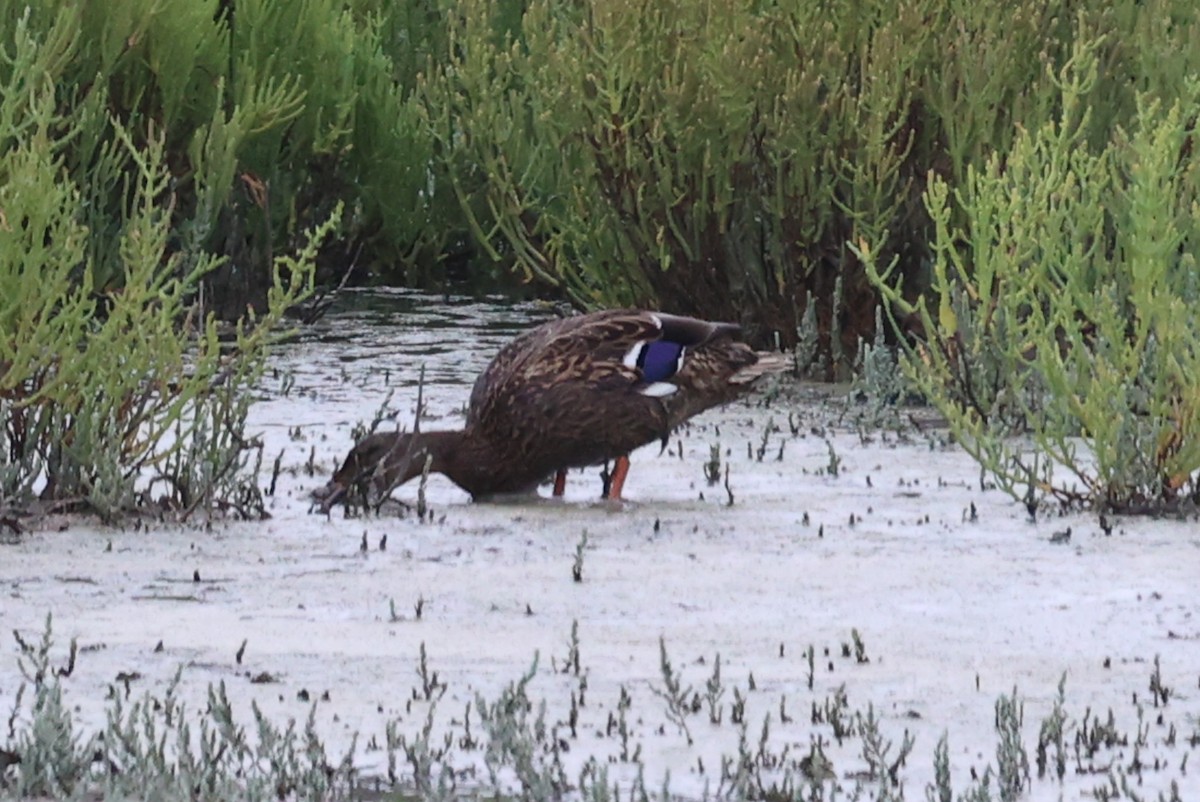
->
<box><xmin>471</xmin><ymin>309</ymin><xmax>744</xmax><ymax>418</ymax></box>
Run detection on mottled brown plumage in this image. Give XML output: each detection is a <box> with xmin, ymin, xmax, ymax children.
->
<box><xmin>314</xmin><ymin>309</ymin><xmax>789</xmax><ymax>507</ymax></box>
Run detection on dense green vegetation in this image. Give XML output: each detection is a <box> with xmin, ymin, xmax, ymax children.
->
<box><xmin>2</xmin><ymin>0</ymin><xmax>1199</xmax><ymax>513</ymax></box>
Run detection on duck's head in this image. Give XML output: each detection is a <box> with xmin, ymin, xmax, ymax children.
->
<box><xmin>312</xmin><ymin>431</ymin><xmax>418</xmax><ymax>512</ymax></box>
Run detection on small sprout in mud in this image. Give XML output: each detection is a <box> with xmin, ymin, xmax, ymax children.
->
<box><xmin>612</xmin><ymin>684</ymin><xmax>639</xmax><ymax>762</ymax></box>
<box><xmin>802</xmin><ymin>511</ymin><xmax>809</xmax><ymax>525</ymax></box>
<box><xmin>297</xmin><ymin>688</ymin><xmax>310</xmax><ymax>702</ymax></box>
<box><xmin>704</xmin><ymin>444</ymin><xmax>722</xmax><ymax>485</ymax></box>
<box><xmin>153</xmin><ymin>640</ymin><xmax>163</xmax><ymax>653</ymax></box>
<box><xmin>1050</xmin><ymin>527</ymin><xmax>1072</xmax><ymax>544</ymax></box>
<box><xmin>788</xmin><ymin>411</ymin><xmax>801</xmax><ymax>435</ymax></box>
<box><xmin>779</xmin><ymin>642</ymin><xmax>785</xmax><ymax>658</ymax></box>
<box><xmin>1100</xmin><ymin>513</ymin><xmax>1113</xmax><ymax>536</ymax></box>
<box><xmin>305</xmin><ymin>445</ymin><xmax>317</xmax><ymax>476</ymax></box>
<box><xmin>379</xmin><ymin>533</ymin><xmax>387</xmax><ymax>551</ymax></box>
<box><xmin>653</xmin><ymin>517</ymin><xmax>660</xmax><ymax>533</ymax></box>
<box><xmin>561</xmin><ymin>620</ymin><xmax>581</xmax><ymax>676</ymax></box>
<box><xmin>756</xmin><ymin>417</ymin><xmax>774</xmax><ymax>461</ymax></box>
<box><xmin>805</xmin><ymin>645</ymin><xmax>816</xmax><ymax>690</ymax></box>
<box><xmin>1024</xmin><ymin>479</ymin><xmax>1038</xmax><ymax>522</ymax></box>
<box><xmin>651</xmin><ymin>637</ymin><xmax>693</xmax><ymax>745</ymax></box>
<box><xmin>817</xmin><ymin>684</ymin><xmax>853</xmax><ymax>742</ymax></box>
<box><xmin>1036</xmin><ymin>673</ymin><xmax>1069</xmax><ymax>780</ymax></box>
<box><xmin>780</xmin><ymin>695</ymin><xmax>793</xmax><ymax>724</ymax></box>
<box><xmin>824</xmin><ymin>438</ymin><xmax>841</xmax><ymax>477</ymax></box>
<box><xmin>415</xmin><ymin>595</ymin><xmax>425</xmax><ymax>620</ymax></box>
<box><xmin>236</xmin><ymin>639</ymin><xmax>247</xmax><ymax>665</ymax></box>
<box><xmin>995</xmin><ymin>687</ymin><xmax>1030</xmax><ymax>799</ymax></box>
<box><xmin>105</xmin><ymin>539</ymin><xmax>112</xmax><ymax>552</ymax></box>
<box><xmin>776</xmin><ymin>440</ymin><xmax>785</xmax><ymax>461</ymax></box>
<box><xmin>818</xmin><ymin>524</ymin><xmax>824</xmax><ymax>538</ymax></box>
<box><xmin>1150</xmin><ymin>655</ymin><xmax>1171</xmax><ymax>707</ymax></box>
<box><xmin>278</xmin><ymin>369</ymin><xmax>295</xmax><ymax>396</ymax></box>
<box><xmin>852</xmin><ymin>629</ymin><xmax>869</xmax><ymax>664</ymax></box>
<box><xmin>704</xmin><ymin>653</ymin><xmax>724</xmax><ymax>724</ymax></box>
<box><xmin>525</xmin><ymin>603</ymin><xmax>534</xmax><ymax>616</ymax></box>
<box><xmin>866</xmin><ymin>474</ymin><xmax>872</xmax><ymax>487</ymax></box>
<box><xmin>389</xmin><ymin>598</ymin><xmax>399</xmax><ymax>622</ymax></box>
<box><xmin>268</xmin><ymin>450</ymin><xmax>283</xmax><ymax>496</ymax></box>
<box><xmin>459</xmin><ymin>700</ymin><xmax>478</xmax><ymax>750</ymax></box>
<box><xmin>572</xmin><ymin>530</ymin><xmax>588</xmax><ymax>582</ymax></box>
<box><xmin>723</xmin><ymin>465</ymin><xmax>734</xmax><ymax>506</ymax></box>
<box><xmin>858</xmin><ymin>703</ymin><xmax>914</xmax><ymax>786</ymax></box>
<box><xmin>416</xmin><ymin>642</ymin><xmax>445</xmax><ymax>701</ymax></box>
<box><xmin>965</xmin><ymin>501</ymin><xmax>978</xmax><ymax>523</ymax></box>
<box><xmin>731</xmin><ymin>686</ymin><xmax>746</xmax><ymax>725</ymax></box>
<box><xmin>48</xmin><ymin>638</ymin><xmax>79</xmax><ymax>680</ymax></box>
<box><xmin>360</xmin><ymin>532</ymin><xmax>368</xmax><ymax>552</ymax></box>
<box><xmin>848</xmin><ymin>512</ymin><xmax>856</xmax><ymax>527</ymax></box>
<box><xmin>748</xmin><ymin>671</ymin><xmax>757</xmax><ymax>691</ymax></box>
<box><xmin>746</xmin><ymin>441</ymin><xmax>753</xmax><ymax>460</ymax></box>
<box><xmin>566</xmin><ymin>692</ymin><xmax>579</xmax><ymax>738</ymax></box>
<box><xmin>193</xmin><ymin>569</ymin><xmax>201</xmax><ymax>582</ymax></box>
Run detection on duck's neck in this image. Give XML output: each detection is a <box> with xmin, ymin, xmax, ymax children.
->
<box><xmin>408</xmin><ymin>429</ymin><xmax>505</xmax><ymax>498</ymax></box>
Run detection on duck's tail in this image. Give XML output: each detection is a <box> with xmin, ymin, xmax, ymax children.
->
<box><xmin>729</xmin><ymin>351</ymin><xmax>793</xmax><ymax>384</ymax></box>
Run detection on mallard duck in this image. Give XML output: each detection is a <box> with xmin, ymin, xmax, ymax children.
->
<box><xmin>314</xmin><ymin>309</ymin><xmax>789</xmax><ymax>508</ymax></box>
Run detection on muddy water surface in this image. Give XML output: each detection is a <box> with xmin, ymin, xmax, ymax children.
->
<box><xmin>3</xmin><ymin>290</ymin><xmax>1198</xmax><ymax>799</ymax></box>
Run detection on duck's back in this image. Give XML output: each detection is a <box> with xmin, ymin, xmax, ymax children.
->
<box><xmin>464</xmin><ymin>311</ymin><xmax>673</xmax><ymax>469</ymax></box>
<box><xmin>462</xmin><ymin>309</ymin><xmax>785</xmax><ymax>483</ymax></box>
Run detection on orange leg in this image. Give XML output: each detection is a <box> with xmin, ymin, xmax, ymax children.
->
<box><xmin>552</xmin><ymin>468</ymin><xmax>567</xmax><ymax>497</ymax></box>
<box><xmin>606</xmin><ymin>455</ymin><xmax>631</xmax><ymax>500</ymax></box>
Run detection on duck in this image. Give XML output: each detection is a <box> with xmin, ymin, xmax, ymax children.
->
<box><xmin>314</xmin><ymin>309</ymin><xmax>790</xmax><ymax>509</ymax></box>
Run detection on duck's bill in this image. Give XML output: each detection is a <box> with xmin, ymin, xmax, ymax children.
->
<box><xmin>311</xmin><ymin>481</ymin><xmax>346</xmax><ymax>513</ymax></box>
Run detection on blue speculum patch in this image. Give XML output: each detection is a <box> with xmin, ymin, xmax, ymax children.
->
<box><xmin>638</xmin><ymin>340</ymin><xmax>685</xmax><ymax>382</ymax></box>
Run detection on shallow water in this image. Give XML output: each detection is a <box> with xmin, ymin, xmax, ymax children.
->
<box><xmin>258</xmin><ymin>289</ymin><xmax>556</xmax><ymax>431</ymax></box>
<box><xmin>3</xmin><ymin>290</ymin><xmax>1199</xmax><ymax>800</ymax></box>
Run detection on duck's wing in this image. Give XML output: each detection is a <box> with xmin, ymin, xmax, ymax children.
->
<box><xmin>478</xmin><ymin>309</ymin><xmax>742</xmax><ymax>400</ymax></box>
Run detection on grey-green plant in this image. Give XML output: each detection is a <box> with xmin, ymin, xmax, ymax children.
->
<box><xmin>1035</xmin><ymin>673</ymin><xmax>1070</xmax><ymax>781</ymax></box>
<box><xmin>0</xmin><ymin>27</ymin><xmax>338</xmax><ymax>520</ymax></box>
<box><xmin>863</xmin><ymin>27</ymin><xmax>1200</xmax><ymax>513</ymax></box>
<box><xmin>650</xmin><ymin>638</ymin><xmax>693</xmax><ymax>745</ymax></box>
<box><xmin>994</xmin><ymin>688</ymin><xmax>1030</xmax><ymax>802</ymax></box>
<box><xmin>926</xmin><ymin>732</ymin><xmax>952</xmax><ymax>802</ymax></box>
<box><xmin>3</xmin><ymin>617</ymin><xmax>1195</xmax><ymax>801</ymax></box>
<box><xmin>704</xmin><ymin>654</ymin><xmax>724</xmax><ymax>725</ymax></box>
<box><xmin>474</xmin><ymin>653</ymin><xmax>570</xmax><ymax>800</ymax></box>
<box><xmin>857</xmin><ymin>703</ymin><xmax>915</xmax><ymax>794</ymax></box>
<box><xmin>851</xmin><ymin>306</ymin><xmax>915</xmax><ymax>425</ymax></box>
<box><xmin>418</xmin><ymin>0</ymin><xmax>924</xmax><ymax>349</ymax></box>
<box><xmin>5</xmin><ymin>617</ymin><xmax>360</xmax><ymax>801</ymax></box>
<box><xmin>572</xmin><ymin>530</ymin><xmax>588</xmax><ymax>583</ymax></box>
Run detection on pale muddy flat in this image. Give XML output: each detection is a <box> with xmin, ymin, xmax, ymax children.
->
<box><xmin>1</xmin><ymin>290</ymin><xmax>1197</xmax><ymax>799</ymax></box>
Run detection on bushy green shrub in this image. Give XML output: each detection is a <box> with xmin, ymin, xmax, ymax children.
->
<box><xmin>417</xmin><ymin>0</ymin><xmax>1199</xmax><ymax>368</ymax></box>
<box><xmin>0</xmin><ymin>0</ymin><xmax>446</xmax><ymax>312</ymax></box>
<box><xmin>863</xmin><ymin>34</ymin><xmax>1200</xmax><ymax>512</ymax></box>
<box><xmin>0</xmin><ymin>12</ymin><xmax>339</xmax><ymax>521</ymax></box>
<box><xmin>420</xmin><ymin>0</ymin><xmax>923</xmax><ymax>356</ymax></box>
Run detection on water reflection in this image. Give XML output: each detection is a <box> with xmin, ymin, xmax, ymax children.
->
<box><xmin>257</xmin><ymin>289</ymin><xmax>553</xmax><ymax>431</ymax></box>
